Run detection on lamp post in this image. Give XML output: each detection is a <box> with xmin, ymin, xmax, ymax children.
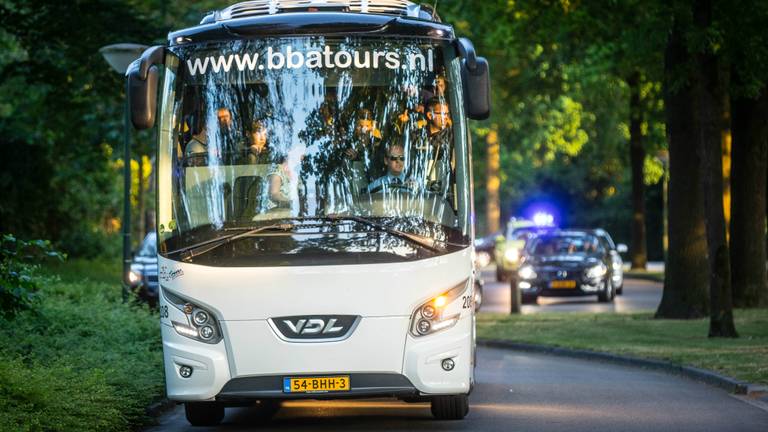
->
<box><xmin>99</xmin><ymin>43</ymin><xmax>148</xmax><ymax>300</ymax></box>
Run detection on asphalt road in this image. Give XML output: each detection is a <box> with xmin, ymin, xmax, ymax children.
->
<box><xmin>147</xmin><ymin>346</ymin><xmax>768</xmax><ymax>431</ymax></box>
<box><xmin>477</xmin><ymin>267</ymin><xmax>663</xmax><ymax>314</ymax></box>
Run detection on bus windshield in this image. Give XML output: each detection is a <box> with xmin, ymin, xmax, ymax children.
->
<box><xmin>156</xmin><ymin>37</ymin><xmax>471</xmax><ymax>266</ymax></box>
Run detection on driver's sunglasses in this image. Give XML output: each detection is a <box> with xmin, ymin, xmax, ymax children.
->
<box><xmin>388</xmin><ymin>155</ymin><xmax>405</xmax><ymax>161</ymax></box>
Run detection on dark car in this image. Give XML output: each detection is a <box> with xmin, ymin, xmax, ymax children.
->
<box><xmin>513</xmin><ymin>230</ymin><xmax>625</xmax><ymax>304</ymax></box>
<box><xmin>473</xmin><ymin>230</ymin><xmax>500</xmax><ymax>269</ymax></box>
<box><xmin>128</xmin><ymin>232</ymin><xmax>159</xmax><ymax>306</ymax></box>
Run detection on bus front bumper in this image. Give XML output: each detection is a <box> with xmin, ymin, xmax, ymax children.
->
<box><xmin>161</xmin><ymin>315</ymin><xmax>473</xmax><ymax>401</ymax></box>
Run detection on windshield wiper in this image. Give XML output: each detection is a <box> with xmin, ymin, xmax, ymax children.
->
<box><xmin>325</xmin><ymin>214</ymin><xmax>447</xmax><ymax>253</ymax></box>
<box><xmin>169</xmin><ymin>223</ymin><xmax>294</xmax><ymax>262</ymax></box>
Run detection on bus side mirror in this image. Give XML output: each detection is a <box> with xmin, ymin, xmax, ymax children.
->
<box><xmin>456</xmin><ymin>38</ymin><xmax>491</xmax><ymax>120</ymax></box>
<box><xmin>127</xmin><ymin>46</ymin><xmax>165</xmax><ymax>130</ymax></box>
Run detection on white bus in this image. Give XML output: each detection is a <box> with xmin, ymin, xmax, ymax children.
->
<box><xmin>127</xmin><ymin>0</ymin><xmax>489</xmax><ymax>425</ymax></box>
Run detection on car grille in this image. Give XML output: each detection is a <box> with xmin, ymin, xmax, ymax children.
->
<box><xmin>537</xmin><ymin>269</ymin><xmax>582</xmax><ymax>279</ymax></box>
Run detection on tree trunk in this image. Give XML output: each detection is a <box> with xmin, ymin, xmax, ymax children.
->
<box><xmin>656</xmin><ymin>15</ymin><xmax>709</xmax><ymax>319</ymax></box>
<box><xmin>721</xmin><ymin>95</ymin><xmax>732</xmax><ymax>241</ymax></box>
<box><xmin>692</xmin><ymin>0</ymin><xmax>737</xmax><ymax>338</ymax></box>
<box><xmin>627</xmin><ymin>71</ymin><xmax>647</xmax><ymax>269</ymax></box>
<box><xmin>486</xmin><ymin>125</ymin><xmax>501</xmax><ymax>234</ymax></box>
<box><xmin>730</xmin><ymin>87</ymin><xmax>768</xmax><ymax>307</ymax></box>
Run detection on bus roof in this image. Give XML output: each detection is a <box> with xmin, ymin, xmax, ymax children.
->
<box><xmin>208</xmin><ymin>0</ymin><xmax>439</xmax><ymax>23</ymax></box>
<box><xmin>168</xmin><ymin>1</ymin><xmax>453</xmax><ymax>46</ymax></box>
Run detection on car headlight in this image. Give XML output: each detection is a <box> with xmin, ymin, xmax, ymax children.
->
<box><xmin>162</xmin><ymin>288</ymin><xmax>223</xmax><ymax>344</ymax></box>
<box><xmin>504</xmin><ymin>247</ymin><xmax>520</xmax><ymax>263</ymax></box>
<box><xmin>518</xmin><ymin>265</ymin><xmax>537</xmax><ymax>280</ymax></box>
<box><xmin>127</xmin><ymin>270</ymin><xmax>142</xmax><ymax>285</ymax></box>
<box><xmin>410</xmin><ymin>279</ymin><xmax>468</xmax><ymax>337</ymax></box>
<box><xmin>475</xmin><ymin>251</ymin><xmax>491</xmax><ymax>268</ymax></box>
<box><xmin>586</xmin><ymin>263</ymin><xmax>608</xmax><ymax>279</ymax></box>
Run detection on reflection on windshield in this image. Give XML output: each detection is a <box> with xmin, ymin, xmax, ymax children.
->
<box><xmin>158</xmin><ymin>37</ymin><xmax>469</xmax><ymax>264</ymax></box>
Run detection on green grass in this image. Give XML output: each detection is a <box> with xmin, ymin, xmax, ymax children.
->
<box><xmin>0</xmin><ymin>259</ymin><xmax>164</xmax><ymax>432</ymax></box>
<box><xmin>478</xmin><ymin>310</ymin><xmax>768</xmax><ymax>385</ymax></box>
<box><xmin>42</xmin><ymin>257</ymin><xmax>121</xmax><ymax>285</ymax></box>
<box><xmin>623</xmin><ymin>270</ymin><xmax>665</xmax><ymax>282</ymax></box>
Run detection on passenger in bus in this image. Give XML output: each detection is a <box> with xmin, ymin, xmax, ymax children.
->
<box><xmin>264</xmin><ymin>152</ymin><xmax>307</xmax><ymax>213</ymax></box>
<box><xmin>246</xmin><ymin>120</ymin><xmax>272</xmax><ymax>164</ymax></box>
<box><xmin>184</xmin><ymin>127</ymin><xmax>208</xmax><ymax>167</ymax></box>
<box><xmin>344</xmin><ymin>108</ymin><xmax>382</xmax><ymax>161</ymax></box>
<box><xmin>214</xmin><ymin>106</ymin><xmax>243</xmax><ymax>163</ymax></box>
<box><xmin>421</xmin><ymin>97</ymin><xmax>454</xmax><ymax>192</ymax></box>
<box><xmin>426</xmin><ymin>98</ymin><xmax>452</xmax><ymax>156</ymax></box>
<box><xmin>427</xmin><ymin>98</ymin><xmax>452</xmax><ymax>141</ymax></box>
<box><xmin>265</xmin><ymin>155</ymin><xmax>292</xmax><ymax>210</ymax></box>
<box><xmin>216</xmin><ymin>107</ymin><xmax>233</xmax><ymax>129</ymax></box>
<box><xmin>421</xmin><ymin>74</ymin><xmax>448</xmax><ymax>106</ymax></box>
<box><xmin>365</xmin><ymin>143</ymin><xmax>416</xmax><ymax>193</ymax></box>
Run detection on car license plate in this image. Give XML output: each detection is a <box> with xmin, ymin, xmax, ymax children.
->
<box><xmin>283</xmin><ymin>376</ymin><xmax>350</xmax><ymax>393</ymax></box>
<box><xmin>550</xmin><ymin>280</ymin><xmax>576</xmax><ymax>289</ymax></box>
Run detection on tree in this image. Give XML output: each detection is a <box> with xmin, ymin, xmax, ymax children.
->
<box><xmin>730</xmin><ymin>87</ymin><xmax>768</xmax><ymax>307</ymax></box>
<box><xmin>656</xmin><ymin>11</ymin><xmax>710</xmax><ymax>319</ymax></box>
<box><xmin>691</xmin><ymin>0</ymin><xmax>737</xmax><ymax>337</ymax></box>
<box><xmin>725</xmin><ymin>0</ymin><xmax>768</xmax><ymax>308</ymax></box>
<box><xmin>0</xmin><ymin>0</ymin><xmax>158</xmax><ymax>255</ymax></box>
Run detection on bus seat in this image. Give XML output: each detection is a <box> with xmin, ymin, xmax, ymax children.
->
<box><xmin>232</xmin><ymin>175</ymin><xmax>264</xmax><ymax>221</ymax></box>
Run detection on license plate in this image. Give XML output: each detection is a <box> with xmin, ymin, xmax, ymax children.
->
<box><xmin>550</xmin><ymin>280</ymin><xmax>576</xmax><ymax>289</ymax></box>
<box><xmin>283</xmin><ymin>376</ymin><xmax>350</xmax><ymax>393</ymax></box>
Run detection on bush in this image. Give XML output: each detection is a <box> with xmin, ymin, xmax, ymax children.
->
<box><xmin>0</xmin><ymin>260</ymin><xmax>164</xmax><ymax>431</ymax></box>
<box><xmin>59</xmin><ymin>228</ymin><xmax>121</xmax><ymax>260</ymax></box>
<box><xmin>0</xmin><ymin>357</ymin><xmax>123</xmax><ymax>432</ymax></box>
<box><xmin>0</xmin><ymin>234</ymin><xmax>64</xmax><ymax>319</ymax></box>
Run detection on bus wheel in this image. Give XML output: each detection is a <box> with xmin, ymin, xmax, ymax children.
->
<box><xmin>430</xmin><ymin>394</ymin><xmax>469</xmax><ymax>420</ymax></box>
<box><xmin>185</xmin><ymin>402</ymin><xmax>225</xmax><ymax>426</ymax></box>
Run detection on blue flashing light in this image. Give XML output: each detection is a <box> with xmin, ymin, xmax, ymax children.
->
<box><xmin>533</xmin><ymin>212</ymin><xmax>555</xmax><ymax>227</ymax></box>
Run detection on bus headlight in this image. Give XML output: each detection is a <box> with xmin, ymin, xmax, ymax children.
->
<box><xmin>163</xmin><ymin>288</ymin><xmax>223</xmax><ymax>344</ymax></box>
<box><xmin>410</xmin><ymin>279</ymin><xmax>468</xmax><ymax>337</ymax></box>
<box><xmin>193</xmin><ymin>309</ymin><xmax>209</xmax><ymax>325</ymax></box>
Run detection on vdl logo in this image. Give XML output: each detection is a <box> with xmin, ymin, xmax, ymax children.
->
<box><xmin>284</xmin><ymin>318</ymin><xmax>343</xmax><ymax>335</ymax></box>
<box><xmin>270</xmin><ymin>315</ymin><xmax>360</xmax><ymax>341</ymax></box>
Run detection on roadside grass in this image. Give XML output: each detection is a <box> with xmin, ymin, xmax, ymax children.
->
<box><xmin>623</xmin><ymin>270</ymin><xmax>665</xmax><ymax>282</ymax></box>
<box><xmin>0</xmin><ymin>258</ymin><xmax>164</xmax><ymax>432</ymax></box>
<box><xmin>43</xmin><ymin>256</ymin><xmax>121</xmax><ymax>285</ymax></box>
<box><xmin>477</xmin><ymin>310</ymin><xmax>768</xmax><ymax>385</ymax></box>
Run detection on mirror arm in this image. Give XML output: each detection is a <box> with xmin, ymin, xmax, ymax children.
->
<box><xmin>130</xmin><ymin>46</ymin><xmax>165</xmax><ymax>79</ymax></box>
<box><xmin>455</xmin><ymin>38</ymin><xmax>477</xmax><ymax>72</ymax></box>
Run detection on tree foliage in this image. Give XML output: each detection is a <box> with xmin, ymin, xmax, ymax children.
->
<box><xmin>0</xmin><ymin>233</ymin><xmax>63</xmax><ymax>319</ymax></box>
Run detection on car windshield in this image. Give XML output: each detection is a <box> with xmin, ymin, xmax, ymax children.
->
<box><xmin>528</xmin><ymin>234</ymin><xmax>601</xmax><ymax>255</ymax></box>
<box><xmin>510</xmin><ymin>227</ymin><xmax>538</xmax><ymax>241</ymax></box>
<box><xmin>155</xmin><ymin>36</ymin><xmax>471</xmax><ymax>266</ymax></box>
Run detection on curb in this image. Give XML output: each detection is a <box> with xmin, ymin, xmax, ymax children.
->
<box><xmin>478</xmin><ymin>339</ymin><xmax>757</xmax><ymax>396</ymax></box>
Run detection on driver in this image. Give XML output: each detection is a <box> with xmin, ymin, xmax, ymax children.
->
<box><xmin>365</xmin><ymin>143</ymin><xmax>416</xmax><ymax>193</ymax></box>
